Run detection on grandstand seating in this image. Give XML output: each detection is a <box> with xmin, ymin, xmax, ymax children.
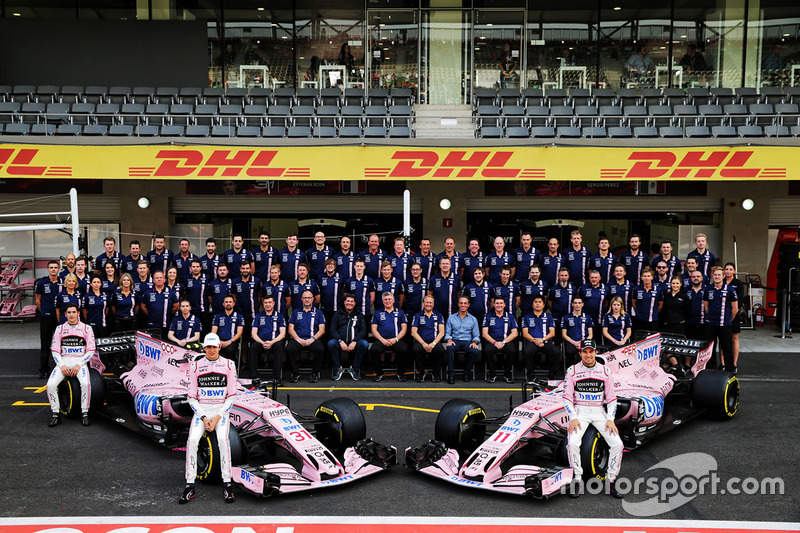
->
<box><xmin>1</xmin><ymin>85</ymin><xmax>800</xmax><ymax>138</ymax></box>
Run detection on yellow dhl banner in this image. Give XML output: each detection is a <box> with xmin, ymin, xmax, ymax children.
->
<box><xmin>0</xmin><ymin>144</ymin><xmax>796</xmax><ymax>181</ymax></box>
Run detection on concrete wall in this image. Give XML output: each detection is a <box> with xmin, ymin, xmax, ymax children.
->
<box><xmin>406</xmin><ymin>180</ymin><xmax>483</xmax><ymax>250</ymax></box>
<box><xmin>105</xmin><ymin>180</ymin><xmax>184</xmax><ymax>247</ymax></box>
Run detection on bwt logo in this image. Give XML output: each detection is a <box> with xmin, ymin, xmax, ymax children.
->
<box><xmin>641</xmin><ymin>395</ymin><xmax>665</xmax><ymax>419</ymax></box>
<box><xmin>614</xmin><ymin>151</ymin><xmax>785</xmax><ymax>179</ymax></box>
<box><xmin>139</xmin><ymin>341</ymin><xmax>162</xmax><ymax>361</ymax></box>
<box><xmin>367</xmin><ymin>150</ymin><xmax>545</xmax><ymax>179</ymax></box>
<box><xmin>135</xmin><ymin>394</ymin><xmax>160</xmax><ymax>416</ymax></box>
<box><xmin>637</xmin><ymin>344</ymin><xmax>658</xmax><ymax>363</ymax></box>
<box><xmin>129</xmin><ymin>150</ymin><xmax>310</xmax><ymax>178</ymax></box>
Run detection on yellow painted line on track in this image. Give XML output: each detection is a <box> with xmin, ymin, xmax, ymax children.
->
<box><xmin>359</xmin><ymin>403</ymin><xmax>440</xmax><ymax>413</ymax></box>
<box><xmin>12</xmin><ymin>401</ymin><xmax>49</xmax><ymax>406</ymax></box>
<box><xmin>24</xmin><ymin>386</ymin><xmax>47</xmax><ymax>393</ymax></box>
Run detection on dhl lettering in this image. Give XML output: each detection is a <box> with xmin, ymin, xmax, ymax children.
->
<box><xmin>0</xmin><ymin>148</ymin><xmax>73</xmax><ymax>177</ymax></box>
<box><xmin>388</xmin><ymin>150</ymin><xmax>525</xmax><ymax>179</ymax></box>
<box><xmin>152</xmin><ymin>150</ymin><xmax>290</xmax><ymax>178</ymax></box>
<box><xmin>624</xmin><ymin>150</ymin><xmax>765</xmax><ymax>179</ymax></box>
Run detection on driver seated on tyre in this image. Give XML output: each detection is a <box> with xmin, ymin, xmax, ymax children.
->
<box><xmin>563</xmin><ymin>339</ymin><xmax>624</xmax><ymax>499</ymax></box>
<box><xmin>46</xmin><ymin>303</ymin><xmax>96</xmax><ymax>428</ymax></box>
<box><xmin>180</xmin><ymin>332</ymin><xmax>238</xmax><ymax>505</ymax></box>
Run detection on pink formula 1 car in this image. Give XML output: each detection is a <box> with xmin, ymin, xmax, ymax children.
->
<box><xmin>406</xmin><ymin>333</ymin><xmax>739</xmax><ymax>499</ymax></box>
<box><xmin>56</xmin><ymin>331</ymin><xmax>396</xmax><ymax>496</ymax></box>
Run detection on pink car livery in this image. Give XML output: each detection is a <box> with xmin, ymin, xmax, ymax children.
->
<box><xmin>406</xmin><ymin>333</ymin><xmax>739</xmax><ymax>499</ymax></box>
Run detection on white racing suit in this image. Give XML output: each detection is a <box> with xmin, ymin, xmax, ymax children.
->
<box><xmin>47</xmin><ymin>321</ymin><xmax>96</xmax><ymax>414</ymax></box>
<box><xmin>185</xmin><ymin>355</ymin><xmax>238</xmax><ymax>483</ymax></box>
<box><xmin>562</xmin><ymin>361</ymin><xmax>623</xmax><ymax>481</ymax></box>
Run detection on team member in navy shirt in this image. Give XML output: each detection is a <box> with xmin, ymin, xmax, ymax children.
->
<box><xmin>58</xmin><ymin>253</ymin><xmax>76</xmax><ymax>281</ymax></box>
<box><xmin>133</xmin><ymin>260</ymin><xmax>153</xmax><ymax>328</ymax></box>
<box><xmin>548</xmin><ymin>268</ymin><xmax>576</xmax><ymax>332</ymax></box>
<box><xmin>688</xmin><ymin>233</ymin><xmax>716</xmax><ymax>278</ymax></box>
<box><xmin>56</xmin><ymin>274</ymin><xmax>82</xmax><ymax>324</ymax></box>
<box><xmin>360</xmin><ymin>234</ymin><xmax>388</xmax><ymax>280</ymax></box>
<box><xmin>601</xmin><ymin>296</ymin><xmax>632</xmax><ymax>347</ymax></box>
<box><xmin>681</xmin><ymin>257</ymin><xmax>709</xmax><ymax>290</ymax></box>
<box><xmin>35</xmin><ymin>260</ymin><xmax>62</xmax><ymax>378</ymax></box>
<box><xmin>278</xmin><ymin>233</ymin><xmax>305</xmax><ymax>283</ymax></box>
<box><xmin>461</xmin><ymin>238</ymin><xmax>485</xmax><ymax>284</ymax></box>
<box><xmin>262</xmin><ymin>264</ymin><xmax>289</xmax><ymax>317</ymax></box>
<box><xmin>95</xmin><ymin>236</ymin><xmax>122</xmax><ymax>273</ymax></box>
<box><xmin>652</xmin><ymin>240</ymin><xmax>682</xmax><ymax>280</ymax></box>
<box><xmin>608</xmin><ymin>263</ymin><xmax>634</xmax><ymax>313</ymax></box>
<box><xmin>402</xmin><ymin>263</ymin><xmax>429</xmax><ymax>317</ymax></box>
<box><xmin>482</xmin><ymin>297</ymin><xmax>518</xmax><ymax>384</ymax></box>
<box><xmin>112</xmin><ymin>273</ymin><xmax>138</xmax><ymax>333</ymax></box>
<box><xmin>168</xmin><ymin>300</ymin><xmax>202</xmax><ymax>346</ymax></box>
<box><xmin>589</xmin><ymin>237</ymin><xmax>616</xmax><ymax>285</ymax></box>
<box><xmin>232</xmin><ymin>260</ymin><xmax>261</xmax><ymax>356</ymax></box>
<box><xmin>519</xmin><ymin>264</ymin><xmax>548</xmax><ymax>317</ymax></box>
<box><xmin>172</xmin><ymin>239</ymin><xmax>197</xmax><ymax>285</ymax></box>
<box><xmin>72</xmin><ymin>256</ymin><xmax>90</xmax><ymax>294</ymax></box>
<box><xmin>252</xmin><ymin>232</ymin><xmax>277</xmax><ymax>283</ymax></box>
<box><xmin>435</xmin><ymin>237</ymin><xmax>463</xmax><ymax>278</ymax></box>
<box><xmin>165</xmin><ymin>266</ymin><xmax>184</xmax><ymax>299</ymax></box>
<box><xmin>492</xmin><ymin>266</ymin><xmax>520</xmax><ymax>317</ymax></box>
<box><xmin>345</xmin><ymin>259</ymin><xmax>375</xmax><ymax>323</ymax></box>
<box><xmin>620</xmin><ymin>234</ymin><xmax>650</xmax><ymax>285</ymax></box>
<box><xmin>333</xmin><ymin>236</ymin><xmax>356</xmax><ymax>280</ymax></box>
<box><xmin>520</xmin><ymin>295</ymin><xmax>558</xmax><ymax>380</ymax></box>
<box><xmin>287</xmin><ymin>263</ymin><xmax>319</xmax><ymax>312</ymax></box>
<box><xmin>412</xmin><ymin>237</ymin><xmax>436</xmax><ymax>280</ymax></box>
<box><xmin>369</xmin><ymin>292</ymin><xmax>409</xmax><ymax>382</ymax></box>
<box><xmin>142</xmin><ymin>270</ymin><xmax>179</xmax><ymax>339</ymax></box>
<box><xmin>704</xmin><ymin>266</ymin><xmax>739</xmax><ymax>372</ymax></box>
<box><xmin>306</xmin><ymin>231</ymin><xmax>334</xmax><ymax>280</ymax></box>
<box><xmin>462</xmin><ymin>266</ymin><xmax>492</xmax><ymax>323</ymax></box>
<box><xmin>318</xmin><ymin>258</ymin><xmax>343</xmax><ymax>326</ymax></box>
<box><xmin>374</xmin><ymin>261</ymin><xmax>405</xmax><ymax>312</ymax></box>
<box><xmin>223</xmin><ymin>234</ymin><xmax>253</xmax><ymax>280</ymax></box>
<box><xmin>411</xmin><ymin>295</ymin><xmax>445</xmax><ymax>383</ymax></box>
<box><xmin>286</xmin><ymin>290</ymin><xmax>326</xmax><ymax>383</ymax></box>
<box><xmin>83</xmin><ymin>275</ymin><xmax>110</xmax><ymax>338</ymax></box>
<box><xmin>563</xmin><ymin>230</ymin><xmax>590</xmax><ymax>287</ymax></box>
<box><xmin>579</xmin><ymin>270</ymin><xmax>607</xmax><ymax>340</ymax></box>
<box><xmin>486</xmin><ymin>236</ymin><xmax>515</xmax><ymax>284</ymax></box>
<box><xmin>632</xmin><ymin>267</ymin><xmax>663</xmax><ymax>333</ymax></box>
<box><xmin>428</xmin><ymin>256</ymin><xmax>461</xmax><ymax>317</ymax></box>
<box><xmin>685</xmin><ymin>270</ymin><xmax>707</xmax><ymax>341</ymax></box>
<box><xmin>541</xmin><ymin>237</ymin><xmax>563</xmax><ymax>287</ymax></box>
<box><xmin>561</xmin><ymin>295</ymin><xmax>594</xmax><ymax>366</ymax></box>
<box><xmin>653</xmin><ymin>259</ymin><xmax>671</xmax><ymax>292</ymax></box>
<box><xmin>328</xmin><ymin>294</ymin><xmax>368</xmax><ymax>381</ymax></box>
<box><xmin>200</xmin><ymin>238</ymin><xmax>222</xmax><ymax>282</ymax></box>
<box><xmin>248</xmin><ymin>295</ymin><xmax>287</xmax><ymax>382</ymax></box>
<box><xmin>101</xmin><ymin>262</ymin><xmax>119</xmax><ymax>297</ymax></box>
<box><xmin>146</xmin><ymin>234</ymin><xmax>175</xmax><ymax>274</ymax></box>
<box><xmin>207</xmin><ymin>263</ymin><xmax>233</xmax><ymax>317</ymax></box>
<box><xmin>388</xmin><ymin>237</ymin><xmax>412</xmax><ymax>281</ymax></box>
<box><xmin>211</xmin><ymin>294</ymin><xmax>244</xmax><ymax>362</ymax></box>
<box><xmin>184</xmin><ymin>259</ymin><xmax>209</xmax><ymax>331</ymax></box>
<box><xmin>120</xmin><ymin>240</ymin><xmax>143</xmax><ymax>275</ymax></box>
<box><xmin>513</xmin><ymin>231</ymin><xmax>541</xmax><ymax>283</ymax></box>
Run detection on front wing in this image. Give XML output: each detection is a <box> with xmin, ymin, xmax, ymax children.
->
<box><xmin>406</xmin><ymin>440</ymin><xmax>573</xmax><ymax>499</ymax></box>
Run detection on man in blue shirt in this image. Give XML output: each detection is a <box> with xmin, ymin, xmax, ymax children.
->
<box><xmin>520</xmin><ymin>295</ymin><xmax>558</xmax><ymax>380</ymax></box>
<box><xmin>173</xmin><ymin>239</ymin><xmax>197</xmax><ymax>285</ymax></box>
<box><xmin>492</xmin><ymin>266</ymin><xmax>520</xmax><ymax>317</ymax></box>
<box><xmin>686</xmin><ymin>269</ymin><xmax>707</xmax><ymax>341</ymax></box>
<box><xmin>561</xmin><ymin>294</ymin><xmax>593</xmax><ymax>367</ymax></box>
<box><xmin>327</xmin><ymin>293</ymin><xmax>368</xmax><ymax>381</ymax></box>
<box><xmin>262</xmin><ymin>264</ymin><xmax>288</xmax><ymax>317</ymax></box>
<box><xmin>133</xmin><ymin>259</ymin><xmax>154</xmax><ymax>328</ymax></box>
<box><xmin>224</xmin><ymin>234</ymin><xmax>253</xmax><ymax>280</ymax></box>
<box><xmin>252</xmin><ymin>232</ymin><xmax>277</xmax><ymax>283</ymax></box>
<box><xmin>428</xmin><ymin>256</ymin><xmax>461</xmax><ymax>317</ymax></box>
<box><xmin>35</xmin><ymin>260</ymin><xmax>62</xmax><ymax>378</ymax></box>
<box><xmin>184</xmin><ymin>259</ymin><xmax>210</xmax><ymax>331</ymax></box>
<box><xmin>278</xmin><ymin>233</ymin><xmax>305</xmax><ymax>283</ymax></box>
<box><xmin>146</xmin><ymin>234</ymin><xmax>175</xmax><ymax>274</ymax></box>
<box><xmin>306</xmin><ymin>231</ymin><xmax>334</xmax><ymax>280</ymax></box>
<box><xmin>402</xmin><ymin>263</ymin><xmax>429</xmax><ymax>318</ymax></box>
<box><xmin>688</xmin><ymin>233</ymin><xmax>716</xmax><ymax>278</ymax></box>
<box><xmin>333</xmin><ymin>236</ymin><xmax>356</xmax><ymax>280</ymax></box>
<box><xmin>632</xmin><ymin>267</ymin><xmax>663</xmax><ymax>333</ymax></box>
<box><xmin>248</xmin><ymin>295</ymin><xmax>287</xmax><ymax>383</ymax></box>
<box><xmin>681</xmin><ymin>257</ymin><xmax>709</xmax><ymax>290</ymax></box>
<box><xmin>95</xmin><ymin>236</ymin><xmax>122</xmax><ymax>273</ymax></box>
<box><xmin>388</xmin><ymin>237</ymin><xmax>412</xmax><ymax>281</ymax></box>
<box><xmin>608</xmin><ymin>263</ymin><xmax>634</xmax><ymax>314</ymax></box>
<box><xmin>287</xmin><ymin>263</ymin><xmax>319</xmax><ymax>312</ymax></box>
<box><xmin>461</xmin><ymin>238</ymin><xmax>485</xmax><ymax>285</ymax></box>
<box><xmin>286</xmin><ymin>290</ymin><xmax>326</xmax><ymax>383</ymax></box>
<box><xmin>540</xmin><ymin>237</ymin><xmax>563</xmax><ymax>287</ymax></box>
<box><xmin>412</xmin><ymin>237</ymin><xmax>436</xmax><ymax>280</ymax></box>
<box><xmin>579</xmin><ymin>270</ymin><xmax>607</xmax><ymax>340</ymax></box>
<box><xmin>548</xmin><ymin>268</ymin><xmax>576</xmax><ymax>335</ymax></box>
<box><xmin>318</xmin><ymin>258</ymin><xmax>343</xmax><ymax>327</ymax></box>
<box><xmin>207</xmin><ymin>263</ymin><xmax>233</xmax><ymax>317</ymax></box>
<box><xmin>142</xmin><ymin>270</ymin><xmax>179</xmax><ymax>340</ymax></box>
<box><xmin>589</xmin><ymin>237</ymin><xmax>616</xmax><ymax>285</ymax></box>
<box><xmin>563</xmin><ymin>230</ymin><xmax>590</xmax><ymax>287</ymax></box>
<box><xmin>211</xmin><ymin>294</ymin><xmax>244</xmax><ymax>362</ymax></box>
<box><xmin>120</xmin><ymin>240</ymin><xmax>143</xmax><ymax>275</ymax></box>
<box><xmin>486</xmin><ymin>236</ymin><xmax>515</xmax><ymax>284</ymax></box>
<box><xmin>410</xmin><ymin>295</ymin><xmax>446</xmax><ymax>383</ymax></box>
<box><xmin>232</xmin><ymin>260</ymin><xmax>261</xmax><ymax>358</ymax></box>
<box><xmin>374</xmin><ymin>261</ymin><xmax>405</xmax><ymax>312</ymax></box>
<box><xmin>519</xmin><ymin>264</ymin><xmax>548</xmax><ymax>317</ymax></box>
<box><xmin>482</xmin><ymin>297</ymin><xmax>518</xmax><ymax>384</ymax></box>
<box><xmin>345</xmin><ymin>259</ymin><xmax>375</xmax><ymax>324</ymax></box>
<box><xmin>462</xmin><ymin>266</ymin><xmax>492</xmax><ymax>324</ymax></box>
<box><xmin>369</xmin><ymin>292</ymin><xmax>408</xmax><ymax>382</ymax></box>
<box><xmin>200</xmin><ymin>238</ymin><xmax>222</xmax><ymax>282</ymax></box>
<box><xmin>513</xmin><ymin>231</ymin><xmax>541</xmax><ymax>283</ymax></box>
<box><xmin>360</xmin><ymin>234</ymin><xmax>388</xmax><ymax>280</ymax></box>
<box><xmin>704</xmin><ymin>266</ymin><xmax>739</xmax><ymax>372</ymax></box>
<box><xmin>435</xmin><ymin>237</ymin><xmax>463</xmax><ymax>278</ymax></box>
<box><xmin>168</xmin><ymin>299</ymin><xmax>202</xmax><ymax>346</ymax></box>
<box><xmin>652</xmin><ymin>240</ymin><xmax>682</xmax><ymax>280</ymax></box>
<box><xmin>620</xmin><ymin>234</ymin><xmax>649</xmax><ymax>285</ymax></box>
<box><xmin>445</xmin><ymin>296</ymin><xmax>481</xmax><ymax>384</ymax></box>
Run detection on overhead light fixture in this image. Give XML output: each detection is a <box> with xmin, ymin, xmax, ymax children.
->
<box><xmin>486</xmin><ymin>23</ymin><xmax>493</xmax><ymax>26</ymax></box>
<box><xmin>138</xmin><ymin>197</ymin><xmax>150</xmax><ymax>209</ymax></box>
<box><xmin>257</xmin><ymin>7</ymin><xmax>264</xmax><ymax>11</ymax></box>
<box><xmin>439</xmin><ymin>198</ymin><xmax>452</xmax><ymax>210</ymax></box>
<box><xmin>379</xmin><ymin>23</ymin><xmax>386</xmax><ymax>27</ymax></box>
<box><xmin>12</xmin><ymin>12</ymin><xmax>21</xmax><ymax>16</ymax></box>
<box><xmin>680</xmin><ymin>34</ymin><xmax>687</xmax><ymax>38</ymax></box>
<box><xmin>613</xmin><ymin>6</ymin><xmax>621</xmax><ymax>10</ymax></box>
<box><xmin>742</xmin><ymin>198</ymin><xmax>755</xmax><ymax>211</ymax></box>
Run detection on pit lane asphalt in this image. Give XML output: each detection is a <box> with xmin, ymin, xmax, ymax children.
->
<box><xmin>2</xmin><ymin>348</ymin><xmax>798</xmax><ymax>522</ymax></box>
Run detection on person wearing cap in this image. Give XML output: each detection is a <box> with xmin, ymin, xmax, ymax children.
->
<box><xmin>562</xmin><ymin>338</ymin><xmax>623</xmax><ymax>499</ymax></box>
<box><xmin>180</xmin><ymin>332</ymin><xmax>238</xmax><ymax>505</ymax></box>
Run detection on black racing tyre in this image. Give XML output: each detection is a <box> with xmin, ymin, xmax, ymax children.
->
<box><xmin>434</xmin><ymin>399</ymin><xmax>486</xmax><ymax>459</ymax></box>
<box><xmin>778</xmin><ymin>242</ymin><xmax>800</xmax><ymax>266</ymax></box>
<box><xmin>196</xmin><ymin>424</ymin><xmax>245</xmax><ymax>484</ymax></box>
<box><xmin>692</xmin><ymin>369</ymin><xmax>740</xmax><ymax>420</ymax></box>
<box><xmin>579</xmin><ymin>426</ymin><xmax>610</xmax><ymax>481</ymax></box>
<box><xmin>58</xmin><ymin>368</ymin><xmax>106</xmax><ymax>419</ymax></box>
<box><xmin>314</xmin><ymin>398</ymin><xmax>367</xmax><ymax>457</ymax></box>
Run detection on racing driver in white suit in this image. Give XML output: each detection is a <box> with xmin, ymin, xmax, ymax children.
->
<box><xmin>563</xmin><ymin>338</ymin><xmax>624</xmax><ymax>498</ymax></box>
<box><xmin>179</xmin><ymin>332</ymin><xmax>238</xmax><ymax>504</ymax></box>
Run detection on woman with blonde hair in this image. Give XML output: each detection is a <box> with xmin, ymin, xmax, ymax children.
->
<box><xmin>601</xmin><ymin>295</ymin><xmax>632</xmax><ymax>347</ymax></box>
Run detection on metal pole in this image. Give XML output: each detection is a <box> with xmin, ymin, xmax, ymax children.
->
<box><xmin>69</xmin><ymin>188</ymin><xmax>80</xmax><ymax>256</ymax></box>
<box><xmin>733</xmin><ymin>234</ymin><xmax>738</xmax><ymax>270</ymax></box>
<box><xmin>0</xmin><ymin>224</ymin><xmax>68</xmax><ymax>232</ymax></box>
<box><xmin>403</xmin><ymin>189</ymin><xmax>411</xmax><ymax>251</ymax></box>
<box><xmin>0</xmin><ymin>211</ymin><xmax>70</xmax><ymax>219</ymax></box>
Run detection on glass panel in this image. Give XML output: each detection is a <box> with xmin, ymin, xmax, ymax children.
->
<box><xmin>599</xmin><ymin>1</ymin><xmax>672</xmax><ymax>89</ymax></box>
<box><xmin>173</xmin><ymin>0</ymin><xmax>222</xmax><ymax>87</ymax></box>
<box><xmin>527</xmin><ymin>1</ymin><xmax>598</xmax><ymax>90</ymax></box>
<box><xmin>674</xmin><ymin>0</ymin><xmax>745</xmax><ymax>88</ymax></box>
<box><xmin>421</xmin><ymin>10</ymin><xmax>470</xmax><ymax>104</ymax></box>
<box><xmin>296</xmin><ymin>7</ymin><xmax>365</xmax><ymax>89</ymax></box>
<box><xmin>474</xmin><ymin>10</ymin><xmax>524</xmax><ymax>89</ymax></box>
<box><xmin>749</xmin><ymin>0</ymin><xmax>800</xmax><ymax>88</ymax></box>
<box><xmin>367</xmin><ymin>10</ymin><xmax>419</xmax><ymax>95</ymax></box>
